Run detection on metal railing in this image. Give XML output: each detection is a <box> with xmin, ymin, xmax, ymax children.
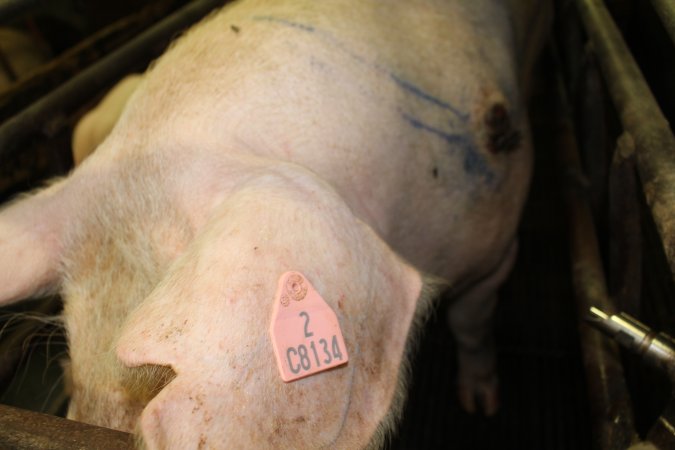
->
<box><xmin>0</xmin><ymin>404</ymin><xmax>133</xmax><ymax>450</ymax></box>
<box><xmin>560</xmin><ymin>0</ymin><xmax>675</xmax><ymax>448</ymax></box>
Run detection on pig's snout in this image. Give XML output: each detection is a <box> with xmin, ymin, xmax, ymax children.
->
<box><xmin>65</xmin><ymin>358</ymin><xmax>176</xmax><ymax>434</ymax></box>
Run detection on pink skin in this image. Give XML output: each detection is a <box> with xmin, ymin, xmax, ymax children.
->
<box><xmin>0</xmin><ymin>0</ymin><xmax>551</xmax><ymax>447</ymax></box>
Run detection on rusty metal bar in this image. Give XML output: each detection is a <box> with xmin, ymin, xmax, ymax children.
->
<box><xmin>574</xmin><ymin>0</ymin><xmax>675</xmax><ymax>286</ymax></box>
<box><xmin>0</xmin><ymin>0</ymin><xmax>176</xmax><ymax>121</ymax></box>
<box><xmin>555</xmin><ymin>63</ymin><xmax>638</xmax><ymax>447</ymax></box>
<box><xmin>650</xmin><ymin>0</ymin><xmax>675</xmax><ymax>47</ymax></box>
<box><xmin>0</xmin><ymin>0</ymin><xmax>226</xmax><ymax>161</ymax></box>
<box><xmin>0</xmin><ymin>0</ymin><xmax>41</xmax><ymax>24</ymax></box>
<box><xmin>0</xmin><ymin>403</ymin><xmax>132</xmax><ymax>449</ymax></box>
<box><xmin>608</xmin><ymin>134</ymin><xmax>642</xmax><ymax>316</ymax></box>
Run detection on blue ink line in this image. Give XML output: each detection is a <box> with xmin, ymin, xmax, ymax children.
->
<box><xmin>403</xmin><ymin>113</ymin><xmax>468</xmax><ymax>146</ymax></box>
<box><xmin>252</xmin><ymin>15</ymin><xmax>315</xmax><ymax>32</ymax></box>
<box><xmin>391</xmin><ymin>74</ymin><xmax>469</xmax><ymax>122</ymax></box>
<box><xmin>402</xmin><ymin>113</ymin><xmax>494</xmax><ymax>182</ymax></box>
<box><xmin>251</xmin><ymin>15</ymin><xmax>467</xmax><ymax>126</ymax></box>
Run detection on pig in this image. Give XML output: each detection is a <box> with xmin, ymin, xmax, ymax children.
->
<box><xmin>0</xmin><ymin>0</ymin><xmax>551</xmax><ymax>448</ymax></box>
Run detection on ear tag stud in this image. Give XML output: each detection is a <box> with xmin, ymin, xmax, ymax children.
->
<box><xmin>270</xmin><ymin>272</ymin><xmax>349</xmax><ymax>382</ymax></box>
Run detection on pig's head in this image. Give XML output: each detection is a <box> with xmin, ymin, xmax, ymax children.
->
<box><xmin>0</xmin><ymin>145</ymin><xmax>432</xmax><ymax>448</ymax></box>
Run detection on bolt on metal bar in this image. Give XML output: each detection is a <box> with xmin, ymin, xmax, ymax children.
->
<box><xmin>0</xmin><ymin>0</ymin><xmax>227</xmax><ymax>161</ymax></box>
<box><xmin>650</xmin><ymin>0</ymin><xmax>675</xmax><ymax>47</ymax></box>
<box><xmin>0</xmin><ymin>403</ymin><xmax>133</xmax><ymax>449</ymax></box>
<box><xmin>554</xmin><ymin>51</ymin><xmax>638</xmax><ymax>447</ymax></box>
<box><xmin>574</xmin><ymin>0</ymin><xmax>675</xmax><ymax>285</ymax></box>
<box><xmin>588</xmin><ymin>307</ymin><xmax>675</xmax><ymax>372</ymax></box>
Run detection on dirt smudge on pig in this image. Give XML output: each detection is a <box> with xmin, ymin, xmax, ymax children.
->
<box><xmin>337</xmin><ymin>294</ymin><xmax>345</xmax><ymax>311</ymax></box>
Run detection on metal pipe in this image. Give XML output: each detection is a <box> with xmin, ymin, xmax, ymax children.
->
<box><xmin>0</xmin><ymin>46</ymin><xmax>18</xmax><ymax>82</ymax></box>
<box><xmin>608</xmin><ymin>134</ymin><xmax>642</xmax><ymax>316</ymax></box>
<box><xmin>0</xmin><ymin>0</ymin><xmax>42</xmax><ymax>25</ymax></box>
<box><xmin>0</xmin><ymin>403</ymin><xmax>132</xmax><ymax>449</ymax></box>
<box><xmin>648</xmin><ymin>400</ymin><xmax>675</xmax><ymax>450</ymax></box>
<box><xmin>0</xmin><ymin>0</ymin><xmax>176</xmax><ymax>121</ymax></box>
<box><xmin>650</xmin><ymin>0</ymin><xmax>675</xmax><ymax>47</ymax></box>
<box><xmin>0</xmin><ymin>0</ymin><xmax>227</xmax><ymax>161</ymax></box>
<box><xmin>588</xmin><ymin>307</ymin><xmax>675</xmax><ymax>372</ymax></box>
<box><xmin>574</xmin><ymin>0</ymin><xmax>675</xmax><ymax>285</ymax></box>
<box><xmin>555</xmin><ymin>61</ymin><xmax>638</xmax><ymax>448</ymax></box>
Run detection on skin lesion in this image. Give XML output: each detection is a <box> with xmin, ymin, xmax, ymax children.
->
<box><xmin>483</xmin><ymin>102</ymin><xmax>522</xmax><ymax>154</ymax></box>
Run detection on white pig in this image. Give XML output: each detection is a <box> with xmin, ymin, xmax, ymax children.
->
<box><xmin>0</xmin><ymin>0</ymin><xmax>551</xmax><ymax>447</ymax></box>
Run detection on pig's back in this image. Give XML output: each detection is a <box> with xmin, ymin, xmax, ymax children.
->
<box><xmin>98</xmin><ymin>0</ymin><xmax>539</xmax><ymax>282</ymax></box>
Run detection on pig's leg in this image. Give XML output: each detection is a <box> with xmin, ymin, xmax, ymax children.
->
<box><xmin>447</xmin><ymin>239</ymin><xmax>518</xmax><ymax>416</ymax></box>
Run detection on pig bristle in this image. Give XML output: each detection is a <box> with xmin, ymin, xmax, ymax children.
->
<box><xmin>364</xmin><ymin>274</ymin><xmax>450</xmax><ymax>449</ymax></box>
<box><xmin>0</xmin><ymin>310</ymin><xmax>64</xmax><ymax>332</ymax></box>
<box><xmin>118</xmin><ymin>364</ymin><xmax>177</xmax><ymax>406</ymax></box>
<box><xmin>0</xmin><ymin>310</ymin><xmax>65</xmax><ymax>357</ymax></box>
<box><xmin>132</xmin><ymin>430</ymin><xmax>148</xmax><ymax>450</ymax></box>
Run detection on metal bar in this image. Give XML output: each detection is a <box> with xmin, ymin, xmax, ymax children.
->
<box><xmin>0</xmin><ymin>0</ymin><xmax>42</xmax><ymax>24</ymax></box>
<box><xmin>554</xmin><ymin>59</ymin><xmax>638</xmax><ymax>447</ymax></box>
<box><xmin>608</xmin><ymin>134</ymin><xmax>642</xmax><ymax>316</ymax></box>
<box><xmin>588</xmin><ymin>307</ymin><xmax>675</xmax><ymax>372</ymax></box>
<box><xmin>0</xmin><ymin>0</ymin><xmax>176</xmax><ymax>121</ymax></box>
<box><xmin>0</xmin><ymin>403</ymin><xmax>132</xmax><ymax>449</ymax></box>
<box><xmin>648</xmin><ymin>401</ymin><xmax>675</xmax><ymax>449</ymax></box>
<box><xmin>0</xmin><ymin>46</ymin><xmax>18</xmax><ymax>82</ymax></box>
<box><xmin>0</xmin><ymin>0</ymin><xmax>227</xmax><ymax>161</ymax></box>
<box><xmin>574</xmin><ymin>0</ymin><xmax>675</xmax><ymax>285</ymax></box>
<box><xmin>650</xmin><ymin>0</ymin><xmax>675</xmax><ymax>47</ymax></box>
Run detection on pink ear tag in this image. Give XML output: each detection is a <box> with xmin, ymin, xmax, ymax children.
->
<box><xmin>270</xmin><ymin>272</ymin><xmax>349</xmax><ymax>382</ymax></box>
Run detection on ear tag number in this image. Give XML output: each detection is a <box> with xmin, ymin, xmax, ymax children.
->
<box><xmin>270</xmin><ymin>271</ymin><xmax>349</xmax><ymax>382</ymax></box>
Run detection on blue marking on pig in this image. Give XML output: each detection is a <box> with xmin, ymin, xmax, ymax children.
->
<box><xmin>250</xmin><ymin>16</ymin><xmax>469</xmax><ymax>127</ymax></box>
<box><xmin>251</xmin><ymin>15</ymin><xmax>491</xmax><ymax>182</ymax></box>
<box><xmin>402</xmin><ymin>113</ymin><xmax>494</xmax><ymax>183</ymax></box>
<box><xmin>390</xmin><ymin>74</ymin><xmax>469</xmax><ymax>122</ymax></box>
<box><xmin>252</xmin><ymin>15</ymin><xmax>315</xmax><ymax>32</ymax></box>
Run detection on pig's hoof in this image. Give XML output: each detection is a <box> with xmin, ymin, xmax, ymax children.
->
<box><xmin>457</xmin><ymin>375</ymin><xmax>499</xmax><ymax>416</ymax></box>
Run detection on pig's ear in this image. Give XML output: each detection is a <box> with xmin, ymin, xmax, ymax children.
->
<box><xmin>0</xmin><ymin>183</ymin><xmax>67</xmax><ymax>305</ymax></box>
